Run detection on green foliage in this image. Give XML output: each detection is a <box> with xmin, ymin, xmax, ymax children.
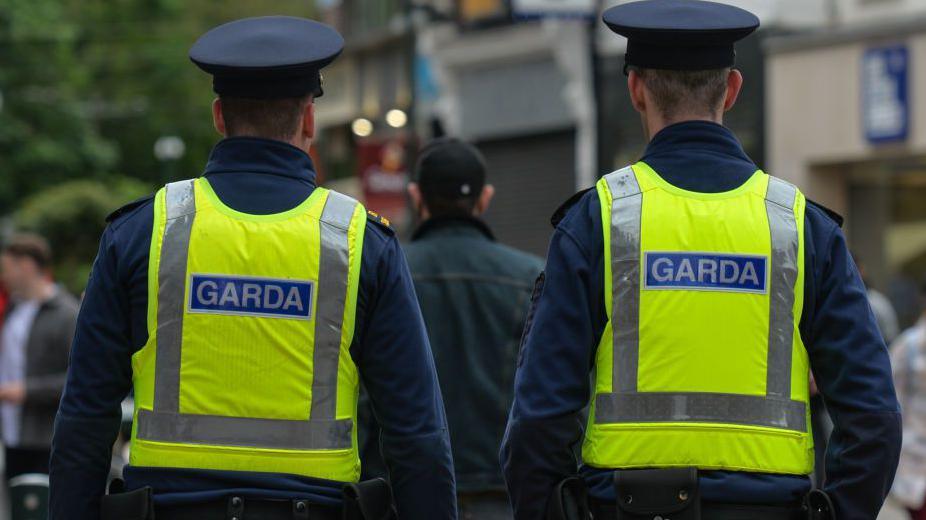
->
<box><xmin>0</xmin><ymin>0</ymin><xmax>318</xmax><ymax>288</ymax></box>
<box><xmin>14</xmin><ymin>177</ymin><xmax>151</xmax><ymax>293</ymax></box>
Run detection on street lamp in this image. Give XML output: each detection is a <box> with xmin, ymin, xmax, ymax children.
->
<box><xmin>154</xmin><ymin>135</ymin><xmax>186</xmax><ymax>183</ymax></box>
<box><xmin>386</xmin><ymin>109</ymin><xmax>408</xmax><ymax>129</ymax></box>
<box><xmin>352</xmin><ymin>118</ymin><xmax>374</xmax><ymax>138</ymax></box>
<box><xmin>153</xmin><ymin>135</ymin><xmax>186</xmax><ymax>162</ymax></box>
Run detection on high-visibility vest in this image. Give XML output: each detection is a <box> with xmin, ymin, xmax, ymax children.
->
<box><xmin>130</xmin><ymin>177</ymin><xmax>365</xmax><ymax>483</ymax></box>
<box><xmin>583</xmin><ymin>162</ymin><xmax>813</xmax><ymax>475</ymax></box>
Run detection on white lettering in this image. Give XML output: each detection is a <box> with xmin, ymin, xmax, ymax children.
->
<box><xmin>652</xmin><ymin>257</ymin><xmax>674</xmax><ymax>282</ymax></box>
<box><xmin>675</xmin><ymin>258</ymin><xmax>695</xmax><ymax>283</ymax></box>
<box><xmin>197</xmin><ymin>280</ymin><xmax>218</xmax><ymax>305</ymax></box>
<box><xmin>283</xmin><ymin>286</ymin><xmax>304</xmax><ymax>312</ymax></box>
<box><xmin>697</xmin><ymin>259</ymin><xmax>717</xmax><ymax>284</ymax></box>
<box><xmin>219</xmin><ymin>282</ymin><xmax>240</xmax><ymax>307</ymax></box>
<box><xmin>263</xmin><ymin>285</ymin><xmax>284</xmax><ymax>309</ymax></box>
<box><xmin>719</xmin><ymin>260</ymin><xmax>740</xmax><ymax>284</ymax></box>
<box><xmin>740</xmin><ymin>261</ymin><xmax>760</xmax><ymax>287</ymax></box>
<box><xmin>241</xmin><ymin>283</ymin><xmax>261</xmax><ymax>308</ymax></box>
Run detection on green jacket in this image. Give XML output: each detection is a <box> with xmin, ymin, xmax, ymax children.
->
<box><xmin>360</xmin><ymin>217</ymin><xmax>543</xmax><ymax>493</ymax></box>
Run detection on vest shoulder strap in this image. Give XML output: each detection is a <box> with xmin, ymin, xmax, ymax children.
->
<box><xmin>551</xmin><ymin>187</ymin><xmax>594</xmax><ymax>228</ymax></box>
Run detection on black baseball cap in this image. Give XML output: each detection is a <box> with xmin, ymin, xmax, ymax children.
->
<box><xmin>415</xmin><ymin>138</ymin><xmax>487</xmax><ymax>200</ymax></box>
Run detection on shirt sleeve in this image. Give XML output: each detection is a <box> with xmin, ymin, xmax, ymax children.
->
<box><xmin>501</xmin><ymin>192</ymin><xmax>605</xmax><ymax>519</ymax></box>
<box><xmin>49</xmin><ymin>227</ymin><xmax>133</xmax><ymax>520</ymax></box>
<box><xmin>801</xmin><ymin>208</ymin><xmax>902</xmax><ymax>519</ymax></box>
<box><xmin>352</xmin><ymin>229</ymin><xmax>457</xmax><ymax>520</ymax></box>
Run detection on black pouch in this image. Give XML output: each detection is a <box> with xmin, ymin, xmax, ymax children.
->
<box><xmin>342</xmin><ymin>478</ymin><xmax>397</xmax><ymax>520</ymax></box>
<box><xmin>546</xmin><ymin>477</ymin><xmax>591</xmax><ymax>520</ymax></box>
<box><xmin>614</xmin><ymin>468</ymin><xmax>700</xmax><ymax>520</ymax></box>
<box><xmin>100</xmin><ymin>482</ymin><xmax>154</xmax><ymax>520</ymax></box>
<box><xmin>803</xmin><ymin>490</ymin><xmax>835</xmax><ymax>520</ymax></box>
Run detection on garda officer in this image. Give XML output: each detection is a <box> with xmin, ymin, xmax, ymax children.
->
<box><xmin>500</xmin><ymin>2</ymin><xmax>901</xmax><ymax>520</ymax></box>
<box><xmin>49</xmin><ymin>17</ymin><xmax>456</xmax><ymax>520</ymax></box>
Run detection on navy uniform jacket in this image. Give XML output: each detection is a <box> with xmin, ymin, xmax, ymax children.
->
<box><xmin>500</xmin><ymin>121</ymin><xmax>902</xmax><ymax>520</ymax></box>
<box><xmin>49</xmin><ymin>137</ymin><xmax>457</xmax><ymax>520</ymax></box>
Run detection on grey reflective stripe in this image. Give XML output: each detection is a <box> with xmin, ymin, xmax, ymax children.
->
<box><xmin>310</xmin><ymin>191</ymin><xmax>358</xmax><ymax>421</ymax></box>
<box><xmin>595</xmin><ymin>172</ymin><xmax>807</xmax><ymax>432</ymax></box>
<box><xmin>594</xmin><ymin>392</ymin><xmax>806</xmax><ymax>431</ymax></box>
<box><xmin>136</xmin><ymin>409</ymin><xmax>353</xmax><ymax>450</ymax></box>
<box><xmin>153</xmin><ymin>180</ymin><xmax>196</xmax><ymax>413</ymax></box>
<box><xmin>765</xmin><ymin>177</ymin><xmax>799</xmax><ymax>399</ymax></box>
<box><xmin>606</xmin><ymin>167</ymin><xmax>643</xmax><ymax>393</ymax></box>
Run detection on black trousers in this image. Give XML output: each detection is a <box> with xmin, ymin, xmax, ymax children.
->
<box><xmin>4</xmin><ymin>447</ymin><xmax>51</xmax><ymax>481</ymax></box>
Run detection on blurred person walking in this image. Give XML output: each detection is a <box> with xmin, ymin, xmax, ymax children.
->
<box><xmin>890</xmin><ymin>280</ymin><xmax>926</xmax><ymax>520</ymax></box>
<box><xmin>49</xmin><ymin>16</ymin><xmax>455</xmax><ymax>520</ymax></box>
<box><xmin>0</xmin><ymin>234</ymin><xmax>78</xmax><ymax>481</ymax></box>
<box><xmin>501</xmin><ymin>2</ymin><xmax>901</xmax><ymax>519</ymax></box>
<box><xmin>362</xmin><ymin>138</ymin><xmax>543</xmax><ymax>520</ymax></box>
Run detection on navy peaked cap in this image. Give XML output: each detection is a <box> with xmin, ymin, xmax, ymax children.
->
<box><xmin>190</xmin><ymin>16</ymin><xmax>344</xmax><ymax>99</ymax></box>
<box><xmin>603</xmin><ymin>0</ymin><xmax>759</xmax><ymax>72</ymax></box>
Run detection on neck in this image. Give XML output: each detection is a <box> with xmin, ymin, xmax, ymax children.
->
<box><xmin>645</xmin><ymin>112</ymin><xmax>723</xmax><ymax>140</ymax></box>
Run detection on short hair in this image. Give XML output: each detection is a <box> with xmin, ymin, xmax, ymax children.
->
<box><xmin>632</xmin><ymin>67</ymin><xmax>730</xmax><ymax>120</ymax></box>
<box><xmin>2</xmin><ymin>233</ymin><xmax>52</xmax><ymax>270</ymax></box>
<box><xmin>422</xmin><ymin>193</ymin><xmax>479</xmax><ymax>218</ymax></box>
<box><xmin>220</xmin><ymin>95</ymin><xmax>312</xmax><ymax>141</ymax></box>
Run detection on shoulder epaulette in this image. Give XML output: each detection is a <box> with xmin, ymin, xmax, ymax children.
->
<box><xmin>807</xmin><ymin>199</ymin><xmax>844</xmax><ymax>228</ymax></box>
<box><xmin>366</xmin><ymin>210</ymin><xmax>395</xmax><ymax>235</ymax></box>
<box><xmin>551</xmin><ymin>187</ymin><xmax>594</xmax><ymax>228</ymax></box>
<box><xmin>106</xmin><ymin>194</ymin><xmax>155</xmax><ymax>224</ymax></box>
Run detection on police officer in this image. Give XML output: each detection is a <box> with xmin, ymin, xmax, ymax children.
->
<box><xmin>49</xmin><ymin>17</ymin><xmax>456</xmax><ymax>520</ymax></box>
<box><xmin>500</xmin><ymin>2</ymin><xmax>901</xmax><ymax>519</ymax></box>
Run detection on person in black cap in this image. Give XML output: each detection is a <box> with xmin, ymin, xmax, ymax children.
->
<box><xmin>49</xmin><ymin>16</ymin><xmax>457</xmax><ymax>520</ymax></box>
<box><xmin>501</xmin><ymin>1</ymin><xmax>901</xmax><ymax>520</ymax></box>
<box><xmin>359</xmin><ymin>138</ymin><xmax>543</xmax><ymax>519</ymax></box>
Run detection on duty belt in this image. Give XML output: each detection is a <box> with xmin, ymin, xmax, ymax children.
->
<box><xmin>156</xmin><ymin>496</ymin><xmax>340</xmax><ymax>520</ymax></box>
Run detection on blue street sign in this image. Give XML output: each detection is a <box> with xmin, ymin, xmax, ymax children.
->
<box><xmin>862</xmin><ymin>44</ymin><xmax>909</xmax><ymax>144</ymax></box>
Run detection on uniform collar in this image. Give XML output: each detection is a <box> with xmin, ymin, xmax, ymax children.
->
<box><xmin>411</xmin><ymin>216</ymin><xmax>496</xmax><ymax>242</ymax></box>
<box><xmin>203</xmin><ymin>137</ymin><xmax>317</xmax><ymax>185</ymax></box>
<box><xmin>642</xmin><ymin>120</ymin><xmax>752</xmax><ymax>163</ymax></box>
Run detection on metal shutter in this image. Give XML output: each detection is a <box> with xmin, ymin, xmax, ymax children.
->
<box><xmin>479</xmin><ymin>129</ymin><xmax>577</xmax><ymax>257</ymax></box>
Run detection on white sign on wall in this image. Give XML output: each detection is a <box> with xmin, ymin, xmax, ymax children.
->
<box><xmin>513</xmin><ymin>0</ymin><xmax>597</xmax><ymax>18</ymax></box>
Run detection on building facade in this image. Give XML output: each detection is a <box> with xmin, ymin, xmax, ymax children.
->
<box><xmin>767</xmin><ymin>2</ymin><xmax>926</xmax><ymax>327</ymax></box>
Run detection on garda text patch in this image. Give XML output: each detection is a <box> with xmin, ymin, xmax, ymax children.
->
<box><xmin>188</xmin><ymin>274</ymin><xmax>314</xmax><ymax>320</ymax></box>
<box><xmin>643</xmin><ymin>252</ymin><xmax>768</xmax><ymax>294</ymax></box>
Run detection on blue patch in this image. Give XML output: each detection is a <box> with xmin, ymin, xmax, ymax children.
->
<box><xmin>643</xmin><ymin>252</ymin><xmax>768</xmax><ymax>294</ymax></box>
<box><xmin>188</xmin><ymin>274</ymin><xmax>314</xmax><ymax>320</ymax></box>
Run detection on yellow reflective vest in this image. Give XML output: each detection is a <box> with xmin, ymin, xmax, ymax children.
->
<box><xmin>583</xmin><ymin>162</ymin><xmax>814</xmax><ymax>475</ymax></box>
<box><xmin>130</xmin><ymin>178</ymin><xmax>365</xmax><ymax>483</ymax></box>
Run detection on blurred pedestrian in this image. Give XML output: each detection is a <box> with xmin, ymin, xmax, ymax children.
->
<box><xmin>890</xmin><ymin>279</ymin><xmax>926</xmax><ymax>520</ymax></box>
<box><xmin>856</xmin><ymin>255</ymin><xmax>900</xmax><ymax>345</ymax></box>
<box><xmin>501</xmin><ymin>2</ymin><xmax>901</xmax><ymax>519</ymax></box>
<box><xmin>361</xmin><ymin>138</ymin><xmax>543</xmax><ymax>520</ymax></box>
<box><xmin>0</xmin><ymin>233</ymin><xmax>78</xmax><ymax>481</ymax></box>
<box><xmin>49</xmin><ymin>16</ymin><xmax>455</xmax><ymax>520</ymax></box>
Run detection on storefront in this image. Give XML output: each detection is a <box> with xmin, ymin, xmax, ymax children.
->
<box><xmin>767</xmin><ymin>18</ymin><xmax>926</xmax><ymax>327</ymax></box>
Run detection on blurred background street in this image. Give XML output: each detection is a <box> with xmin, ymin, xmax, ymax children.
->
<box><xmin>2</xmin><ymin>0</ymin><xmax>926</xmax><ymax>518</ymax></box>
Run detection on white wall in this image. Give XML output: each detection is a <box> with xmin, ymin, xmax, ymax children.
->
<box><xmin>837</xmin><ymin>0</ymin><xmax>926</xmax><ymax>25</ymax></box>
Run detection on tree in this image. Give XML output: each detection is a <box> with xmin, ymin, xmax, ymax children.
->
<box><xmin>14</xmin><ymin>177</ymin><xmax>150</xmax><ymax>293</ymax></box>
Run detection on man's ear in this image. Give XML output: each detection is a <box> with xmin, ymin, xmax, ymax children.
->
<box><xmin>723</xmin><ymin>69</ymin><xmax>744</xmax><ymax>112</ymax></box>
<box><xmin>301</xmin><ymin>101</ymin><xmax>316</xmax><ymax>141</ymax></box>
<box><xmin>407</xmin><ymin>183</ymin><xmax>424</xmax><ymax>214</ymax></box>
<box><xmin>475</xmin><ymin>184</ymin><xmax>495</xmax><ymax>215</ymax></box>
<box><xmin>628</xmin><ymin>70</ymin><xmax>647</xmax><ymax>113</ymax></box>
<box><xmin>212</xmin><ymin>98</ymin><xmax>227</xmax><ymax>136</ymax></box>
